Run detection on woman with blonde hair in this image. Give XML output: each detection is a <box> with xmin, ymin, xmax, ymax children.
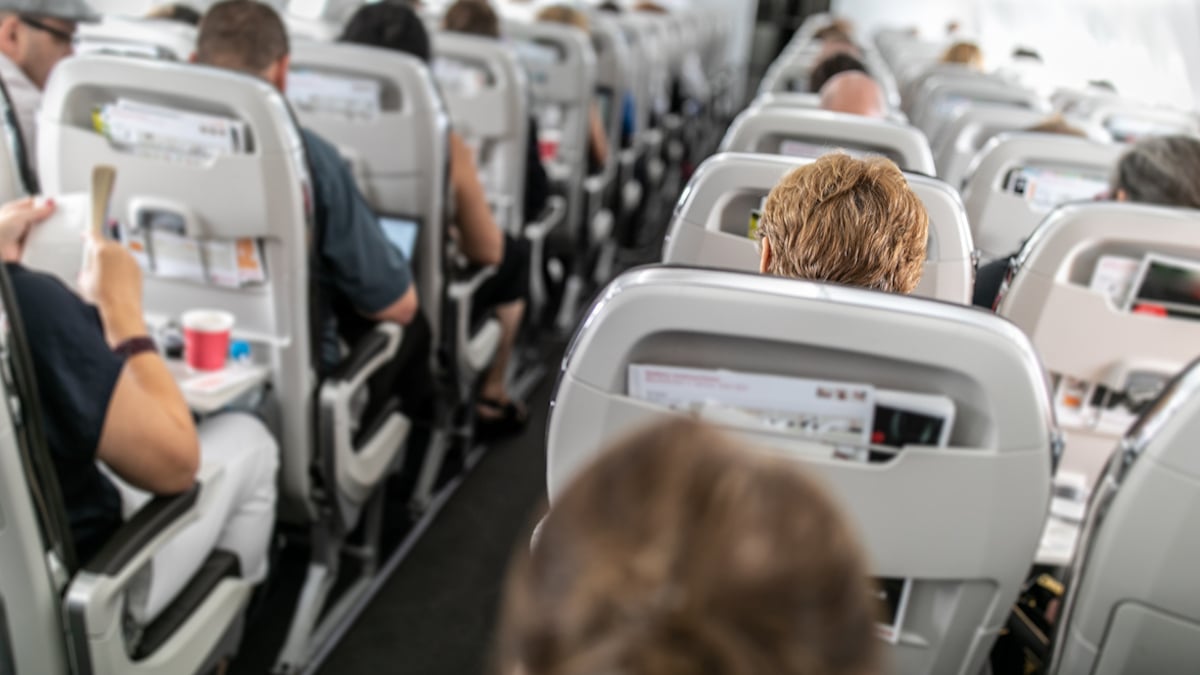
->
<box><xmin>496</xmin><ymin>417</ymin><xmax>882</xmax><ymax>675</ymax></box>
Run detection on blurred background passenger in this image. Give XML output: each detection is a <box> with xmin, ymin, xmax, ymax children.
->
<box><xmin>819</xmin><ymin>70</ymin><xmax>887</xmax><ymax>119</ymax></box>
<box><xmin>758</xmin><ymin>153</ymin><xmax>928</xmax><ymax>294</ymax></box>
<box><xmin>0</xmin><ymin>0</ymin><xmax>95</xmax><ymax>170</ymax></box>
<box><xmin>341</xmin><ymin>1</ymin><xmax>533</xmax><ymax>435</ymax></box>
<box><xmin>535</xmin><ymin>4</ymin><xmax>609</xmax><ymax>170</ymax></box>
<box><xmin>145</xmin><ymin>2</ymin><xmax>200</xmax><ymax>25</ymax></box>
<box><xmin>496</xmin><ymin>417</ymin><xmax>882</xmax><ymax>675</ymax></box>
<box><xmin>441</xmin><ymin>0</ymin><xmax>551</xmax><ymax>221</ymax></box>
<box><xmin>809</xmin><ymin>51</ymin><xmax>868</xmax><ymax>93</ymax></box>
<box><xmin>1025</xmin><ymin>114</ymin><xmax>1087</xmax><ymax>137</ymax></box>
<box><xmin>974</xmin><ymin>135</ymin><xmax>1200</xmax><ymax>308</ymax></box>
<box><xmin>941</xmin><ymin>40</ymin><xmax>984</xmax><ymax>70</ymax></box>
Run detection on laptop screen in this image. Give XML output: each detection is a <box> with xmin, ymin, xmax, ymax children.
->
<box><xmin>378</xmin><ymin>215</ymin><xmax>420</xmax><ymax>261</ymax></box>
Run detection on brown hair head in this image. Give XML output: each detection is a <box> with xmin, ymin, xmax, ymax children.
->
<box><xmin>443</xmin><ymin>0</ymin><xmax>500</xmax><ymax>39</ymax></box>
<box><xmin>536</xmin><ymin>4</ymin><xmax>589</xmax><ymax>31</ymax></box>
<box><xmin>759</xmin><ymin>154</ymin><xmax>929</xmax><ymax>294</ymax></box>
<box><xmin>940</xmin><ymin>41</ymin><xmax>983</xmax><ymax>69</ymax></box>
<box><xmin>195</xmin><ymin>0</ymin><xmax>289</xmax><ymax>74</ymax></box>
<box><xmin>496</xmin><ymin>417</ymin><xmax>882</xmax><ymax>675</ymax></box>
<box><xmin>1025</xmin><ymin>115</ymin><xmax>1086</xmax><ymax>138</ymax></box>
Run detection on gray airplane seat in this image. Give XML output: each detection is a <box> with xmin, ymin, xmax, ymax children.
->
<box><xmin>76</xmin><ymin>16</ymin><xmax>197</xmax><ymax>60</ymax></box>
<box><xmin>432</xmin><ymin>33</ymin><xmax>530</xmax><ymax>235</ymax></box>
<box><xmin>546</xmin><ymin>266</ymin><xmax>1056</xmax><ymax>675</ymax></box>
<box><xmin>504</xmin><ymin>19</ymin><xmax>598</xmax><ymax>328</ymax></box>
<box><xmin>37</xmin><ymin>55</ymin><xmax>411</xmax><ymax>673</ymax></box>
<box><xmin>431</xmin><ymin>33</ymin><xmax>566</xmax><ymax>324</ymax></box>
<box><xmin>961</xmin><ymin>133</ymin><xmax>1123</xmax><ymax>262</ymax></box>
<box><xmin>662</xmin><ymin>152</ymin><xmax>973</xmax><ymax>304</ymax></box>
<box><xmin>932</xmin><ymin>104</ymin><xmax>1057</xmax><ymax>189</ymax></box>
<box><xmin>1079</xmin><ymin>99</ymin><xmax>1200</xmax><ymax>143</ymax></box>
<box><xmin>282</xmin><ymin>0</ymin><xmax>359</xmax><ymax>41</ymax></box>
<box><xmin>748</xmin><ymin>91</ymin><xmax>911</xmax><ymax>125</ymax></box>
<box><xmin>1050</xmin><ymin>357</ymin><xmax>1200</xmax><ymax>674</ymax></box>
<box><xmin>587</xmin><ymin>15</ymin><xmax>633</xmax><ymax>283</ymax></box>
<box><xmin>719</xmin><ymin>106</ymin><xmax>937</xmax><ymax>176</ymax></box>
<box><xmin>996</xmin><ymin>202</ymin><xmax>1200</xmax><ymax>487</ymax></box>
<box><xmin>287</xmin><ymin>41</ymin><xmax>505</xmax><ymax>415</ymax></box>
<box><xmin>760</xmin><ymin>42</ymin><xmax>901</xmax><ymax>109</ymax></box>
<box><xmin>908</xmin><ymin>73</ymin><xmax>1048</xmax><ymax>146</ymax></box>
<box><xmin>0</xmin><ymin>265</ymin><xmax>248</xmax><ymax>673</ymax></box>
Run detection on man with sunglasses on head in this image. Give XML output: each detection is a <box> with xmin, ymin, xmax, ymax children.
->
<box><xmin>0</xmin><ymin>0</ymin><xmax>96</xmax><ymax>171</ymax></box>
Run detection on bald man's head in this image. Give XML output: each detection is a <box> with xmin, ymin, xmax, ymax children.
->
<box><xmin>819</xmin><ymin>71</ymin><xmax>886</xmax><ymax>119</ymax></box>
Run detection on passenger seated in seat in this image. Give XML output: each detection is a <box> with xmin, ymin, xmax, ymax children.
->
<box><xmin>0</xmin><ymin>197</ymin><xmax>278</xmax><ymax>624</ymax></box>
<box><xmin>194</xmin><ymin>0</ymin><xmax>433</xmax><ymax>432</ymax></box>
<box><xmin>819</xmin><ymin>71</ymin><xmax>887</xmax><ymax>119</ymax></box>
<box><xmin>973</xmin><ymin>135</ymin><xmax>1200</xmax><ymax>308</ymax></box>
<box><xmin>758</xmin><ymin>153</ymin><xmax>928</xmax><ymax>294</ymax></box>
<box><xmin>809</xmin><ymin>52</ymin><xmax>868</xmax><ymax>94</ymax></box>
<box><xmin>145</xmin><ymin>2</ymin><xmax>201</xmax><ymax>25</ymax></box>
<box><xmin>941</xmin><ymin>41</ymin><xmax>984</xmax><ymax>70</ymax></box>
<box><xmin>535</xmin><ymin>4</ymin><xmax>610</xmax><ymax>171</ymax></box>
<box><xmin>496</xmin><ymin>418</ymin><xmax>882</xmax><ymax>675</ymax></box>
<box><xmin>0</xmin><ymin>0</ymin><xmax>94</xmax><ymax>171</ymax></box>
<box><xmin>441</xmin><ymin>0</ymin><xmax>551</xmax><ymax>221</ymax></box>
<box><xmin>340</xmin><ymin>1</ymin><xmax>533</xmax><ymax>435</ymax></box>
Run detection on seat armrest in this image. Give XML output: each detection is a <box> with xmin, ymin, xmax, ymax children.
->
<box><xmin>319</xmin><ymin>323</ymin><xmax>408</xmax><ymax>517</ymax></box>
<box><xmin>447</xmin><ymin>264</ymin><xmax>498</xmax><ymax>301</ymax></box>
<box><xmin>81</xmin><ymin>487</ymin><xmax>200</xmax><ymax>576</ymax></box>
<box><xmin>524</xmin><ymin>195</ymin><xmax>567</xmax><ymax>240</ymax></box>
<box><xmin>584</xmin><ymin>174</ymin><xmax>611</xmax><ymax>196</ymax></box>
<box><xmin>327</xmin><ymin>324</ymin><xmax>400</xmax><ymax>387</ymax></box>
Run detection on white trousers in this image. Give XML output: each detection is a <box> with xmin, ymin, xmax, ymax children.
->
<box><xmin>108</xmin><ymin>413</ymin><xmax>279</xmax><ymax>624</ymax></box>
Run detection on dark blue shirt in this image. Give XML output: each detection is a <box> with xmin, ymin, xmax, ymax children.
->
<box><xmin>6</xmin><ymin>264</ymin><xmax>123</xmax><ymax>564</ymax></box>
<box><xmin>301</xmin><ymin>128</ymin><xmax>414</xmax><ymax>367</ymax></box>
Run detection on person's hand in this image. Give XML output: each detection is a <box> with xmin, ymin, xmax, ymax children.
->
<box><xmin>0</xmin><ymin>197</ymin><xmax>56</xmax><ymax>263</ymax></box>
<box><xmin>79</xmin><ymin>232</ymin><xmax>147</xmax><ymax>345</ymax></box>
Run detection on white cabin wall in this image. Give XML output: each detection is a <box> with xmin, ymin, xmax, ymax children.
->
<box><xmin>834</xmin><ymin>0</ymin><xmax>1199</xmax><ymax>110</ymax></box>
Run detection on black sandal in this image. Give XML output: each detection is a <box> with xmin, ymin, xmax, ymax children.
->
<box><xmin>475</xmin><ymin>397</ymin><xmax>529</xmax><ymax>440</ymax></box>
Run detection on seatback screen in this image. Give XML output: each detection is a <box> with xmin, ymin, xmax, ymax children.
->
<box><xmin>1003</xmin><ymin>165</ymin><xmax>1109</xmax><ymax>213</ymax></box>
<box><xmin>378</xmin><ymin>215</ymin><xmax>419</xmax><ymax>261</ymax></box>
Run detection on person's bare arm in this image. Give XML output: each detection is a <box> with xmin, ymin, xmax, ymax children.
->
<box><xmin>449</xmin><ymin>132</ymin><xmax>503</xmax><ymax>267</ymax></box>
<box><xmin>84</xmin><ymin>237</ymin><xmax>200</xmax><ymax>494</ymax></box>
<box><xmin>588</xmin><ymin>104</ymin><xmax>610</xmax><ymax>169</ymax></box>
<box><xmin>369</xmin><ymin>284</ymin><xmax>419</xmax><ymax>325</ymax></box>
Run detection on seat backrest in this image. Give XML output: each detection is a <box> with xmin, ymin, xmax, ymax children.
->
<box><xmin>758</xmin><ymin>43</ymin><xmax>826</xmax><ymax>94</ymax></box>
<box><xmin>1080</xmin><ymin>99</ymin><xmax>1200</xmax><ymax>143</ymax></box>
<box><xmin>748</xmin><ymin>91</ymin><xmax>910</xmax><ymax>125</ymax></box>
<box><xmin>0</xmin><ymin>270</ymin><xmax>72</xmax><ymax>674</ymax></box>
<box><xmin>662</xmin><ymin>152</ymin><xmax>973</xmax><ymax>303</ymax></box>
<box><xmin>909</xmin><ymin>73</ymin><xmax>1046</xmax><ymax>144</ymax></box>
<box><xmin>75</xmin><ymin>17</ymin><xmax>197</xmax><ymax>61</ymax></box>
<box><xmin>997</xmin><ymin>203</ymin><xmax>1200</xmax><ymax>483</ymax></box>
<box><xmin>719</xmin><ymin>107</ymin><xmax>937</xmax><ymax>175</ymax></box>
<box><xmin>931</xmin><ymin>104</ymin><xmax>1056</xmax><ymax>189</ymax></box>
<box><xmin>547</xmin><ymin>265</ymin><xmax>1054</xmax><ymax>675</ymax></box>
<box><xmin>1052</xmin><ymin>357</ymin><xmax>1200</xmax><ymax>674</ymax></box>
<box><xmin>589</xmin><ymin>15</ymin><xmax>631</xmax><ymax>183</ymax></box>
<box><xmin>433</xmin><ymin>32</ymin><xmax>529</xmax><ymax>234</ymax></box>
<box><xmin>37</xmin><ymin>55</ymin><xmax>314</xmax><ymax>520</ymax></box>
<box><xmin>961</xmin><ymin>133</ymin><xmax>1123</xmax><ymax>261</ymax></box>
<box><xmin>504</xmin><ymin>19</ymin><xmax>596</xmax><ymax>238</ymax></box>
<box><xmin>287</xmin><ymin>41</ymin><xmax>450</xmax><ymax>349</ymax></box>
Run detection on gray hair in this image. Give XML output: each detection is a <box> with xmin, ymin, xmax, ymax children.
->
<box><xmin>1112</xmin><ymin>135</ymin><xmax>1200</xmax><ymax>209</ymax></box>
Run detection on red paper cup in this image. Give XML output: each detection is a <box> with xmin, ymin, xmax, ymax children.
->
<box><xmin>182</xmin><ymin>310</ymin><xmax>234</xmax><ymax>371</ymax></box>
<box><xmin>538</xmin><ymin>130</ymin><xmax>561</xmax><ymax>162</ymax></box>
